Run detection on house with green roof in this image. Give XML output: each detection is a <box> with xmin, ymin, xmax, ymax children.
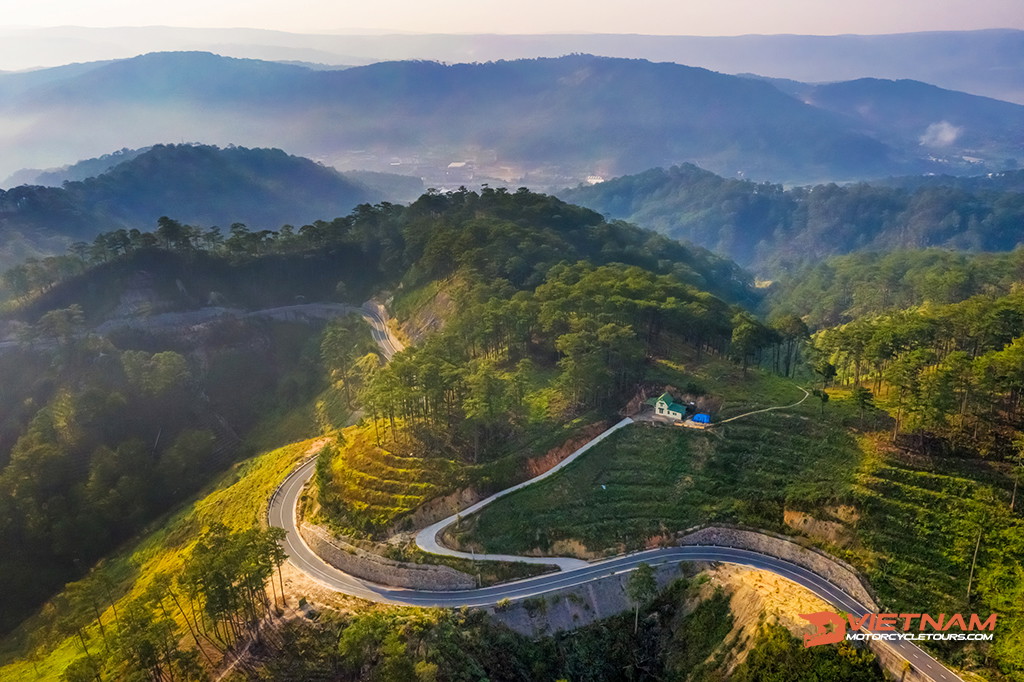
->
<box><xmin>653</xmin><ymin>392</ymin><xmax>687</xmax><ymax>420</ymax></box>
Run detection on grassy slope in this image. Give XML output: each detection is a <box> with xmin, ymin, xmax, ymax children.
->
<box><xmin>324</xmin><ymin>422</ymin><xmax>461</xmax><ymax>531</ymax></box>
<box><xmin>0</xmin><ymin>436</ymin><xmax>322</xmax><ymax>680</ymax></box>
<box><xmin>317</xmin><ymin>353</ymin><xmax>602</xmax><ymax>539</ymax></box>
<box><xmin>453</xmin><ymin>358</ymin><xmax>851</xmax><ymax>554</ymax></box>
<box><xmin>457</xmin><ymin>354</ymin><xmax>1019</xmax><ymax>645</ymax></box>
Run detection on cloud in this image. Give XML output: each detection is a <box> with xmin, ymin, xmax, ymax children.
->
<box><xmin>919</xmin><ymin>121</ymin><xmax>963</xmax><ymax>147</ymax></box>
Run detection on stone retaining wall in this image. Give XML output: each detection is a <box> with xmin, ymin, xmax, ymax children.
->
<box><xmin>299</xmin><ymin>522</ymin><xmax>475</xmax><ymax>590</ymax></box>
<box><xmin>487</xmin><ymin>562</ymin><xmax>689</xmax><ymax>637</ymax></box>
<box><xmin>678</xmin><ymin>526</ymin><xmax>879</xmax><ymax>611</ymax></box>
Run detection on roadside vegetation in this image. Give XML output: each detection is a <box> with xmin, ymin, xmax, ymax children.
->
<box><xmin>0</xmin><ymin>187</ymin><xmax>791</xmax><ymax>679</ymax></box>
<box><xmin>732</xmin><ymin>622</ymin><xmax>882</xmax><ymax>682</ymax></box>
<box><xmin>459</xmin><ymin>352</ymin><xmax>1023</xmax><ymax>676</ymax></box>
<box><xmin>0</xmin><ymin>437</ymin><xmax>320</xmax><ymax>681</ymax></box>
<box><xmin>231</xmin><ymin>575</ymin><xmax>885</xmax><ymax>681</ymax></box>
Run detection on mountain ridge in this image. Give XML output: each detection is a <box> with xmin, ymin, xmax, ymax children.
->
<box><xmin>559</xmin><ymin>164</ymin><xmax>1024</xmax><ymax>272</ymax></box>
<box><xmin>5</xmin><ymin>51</ymin><xmax>1014</xmax><ymax>186</ymax></box>
<box><xmin>1</xmin><ymin>27</ymin><xmax>1020</xmax><ymax>103</ymax></box>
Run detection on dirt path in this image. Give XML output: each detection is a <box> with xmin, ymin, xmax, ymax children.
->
<box><xmin>716</xmin><ymin>385</ymin><xmax>811</xmax><ymax>424</ymax></box>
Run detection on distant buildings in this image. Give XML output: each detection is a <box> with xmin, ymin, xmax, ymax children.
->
<box><xmin>446</xmin><ymin>161</ymin><xmax>474</xmax><ymax>184</ymax></box>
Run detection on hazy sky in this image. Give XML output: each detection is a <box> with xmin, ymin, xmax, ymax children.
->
<box><xmin>2</xmin><ymin>0</ymin><xmax>1022</xmax><ymax>35</ymax></box>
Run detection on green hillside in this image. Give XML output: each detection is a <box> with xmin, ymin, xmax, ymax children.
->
<box><xmin>0</xmin><ymin>186</ymin><xmax>765</xmax><ymax>647</ymax></box>
<box><xmin>0</xmin><ymin>143</ymin><xmax>377</xmax><ymax>272</ymax></box>
<box><xmin>456</xmin><ymin>353</ymin><xmax>1023</xmax><ymax>677</ymax></box>
<box><xmin>764</xmin><ymin>248</ymin><xmax>1024</xmax><ymax>327</ymax></box>
<box><xmin>560</xmin><ymin>164</ymin><xmax>1024</xmax><ymax>273</ymax></box>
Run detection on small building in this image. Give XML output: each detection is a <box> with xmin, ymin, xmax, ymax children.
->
<box><xmin>654</xmin><ymin>392</ymin><xmax>687</xmax><ymax>420</ymax></box>
<box><xmin>692</xmin><ymin>413</ymin><xmax>711</xmax><ymax>424</ymax></box>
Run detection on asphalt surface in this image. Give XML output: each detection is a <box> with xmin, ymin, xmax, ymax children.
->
<box><xmin>358</xmin><ymin>302</ymin><xmax>404</xmax><ymax>359</ymax></box>
<box><xmin>267</xmin><ymin>306</ymin><xmax>964</xmax><ymax>682</ymax></box>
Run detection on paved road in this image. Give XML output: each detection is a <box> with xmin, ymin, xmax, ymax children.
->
<box><xmin>414</xmin><ymin>417</ymin><xmax>634</xmax><ymax>570</ymax></box>
<box><xmin>358</xmin><ymin>302</ymin><xmax>404</xmax><ymax>359</ymax></box>
<box><xmin>268</xmin><ymin>309</ymin><xmax>963</xmax><ymax>682</ymax></box>
<box><xmin>269</xmin><ymin>456</ymin><xmax>961</xmax><ymax>681</ymax></box>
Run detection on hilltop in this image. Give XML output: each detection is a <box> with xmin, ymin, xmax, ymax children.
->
<box><xmin>0</xmin><ymin>143</ymin><xmax>388</xmax><ymax>271</ymax></box>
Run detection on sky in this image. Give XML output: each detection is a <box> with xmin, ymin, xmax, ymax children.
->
<box><xmin>1</xmin><ymin>0</ymin><xmax>1022</xmax><ymax>35</ymax></box>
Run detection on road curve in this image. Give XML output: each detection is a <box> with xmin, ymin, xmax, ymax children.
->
<box><xmin>269</xmin><ymin>457</ymin><xmax>962</xmax><ymax>682</ymax></box>
<box><xmin>268</xmin><ymin>310</ymin><xmax>962</xmax><ymax>682</ymax></box>
<box><xmin>414</xmin><ymin>417</ymin><xmax>635</xmax><ymax>570</ymax></box>
<box><xmin>359</xmin><ymin>302</ymin><xmax>405</xmax><ymax>359</ymax></box>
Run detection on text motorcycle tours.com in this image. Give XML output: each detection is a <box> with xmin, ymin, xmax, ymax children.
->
<box><xmin>800</xmin><ymin>611</ymin><xmax>998</xmax><ymax>647</ymax></box>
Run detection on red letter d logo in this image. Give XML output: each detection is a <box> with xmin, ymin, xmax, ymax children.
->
<box><xmin>799</xmin><ymin>612</ymin><xmax>847</xmax><ymax>647</ymax></box>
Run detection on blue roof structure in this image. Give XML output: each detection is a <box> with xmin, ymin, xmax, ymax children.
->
<box><xmin>692</xmin><ymin>413</ymin><xmax>711</xmax><ymax>424</ymax></box>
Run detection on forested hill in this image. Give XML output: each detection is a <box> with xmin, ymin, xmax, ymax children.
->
<box><xmin>61</xmin><ymin>144</ymin><xmax>373</xmax><ymax>227</ymax></box>
<box><xmin>2</xmin><ymin>147</ymin><xmax>150</xmax><ymax>187</ymax></box>
<box><xmin>0</xmin><ymin>186</ymin><xmax>762</xmax><ymax>636</ymax></box>
<box><xmin>560</xmin><ymin>164</ymin><xmax>1024</xmax><ymax>273</ymax></box>
<box><xmin>0</xmin><ymin>144</ymin><xmax>378</xmax><ymax>271</ymax></box>
<box><xmin>766</xmin><ymin>249</ymin><xmax>1024</xmax><ymax>328</ymax></box>
<box><xmin>3</xmin><ymin>186</ymin><xmax>757</xmax><ymax>317</ymax></box>
<box><xmin>876</xmin><ymin>168</ymin><xmax>1024</xmax><ymax>193</ymax></box>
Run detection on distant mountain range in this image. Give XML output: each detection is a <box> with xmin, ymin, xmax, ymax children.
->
<box><xmin>559</xmin><ymin>164</ymin><xmax>1024</xmax><ymax>273</ymax></box>
<box><xmin>756</xmin><ymin>77</ymin><xmax>1024</xmax><ymax>167</ymax></box>
<box><xmin>1</xmin><ymin>52</ymin><xmax>1021</xmax><ymax>188</ymax></box>
<box><xmin>0</xmin><ymin>144</ymin><xmax>405</xmax><ymax>270</ymax></box>
<box><xmin>1</xmin><ymin>27</ymin><xmax>1021</xmax><ymax>104</ymax></box>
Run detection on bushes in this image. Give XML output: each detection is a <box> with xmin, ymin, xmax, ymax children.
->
<box><xmin>731</xmin><ymin>623</ymin><xmax>882</xmax><ymax>681</ymax></box>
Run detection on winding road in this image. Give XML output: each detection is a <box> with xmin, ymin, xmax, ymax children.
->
<box><xmin>268</xmin><ymin>307</ymin><xmax>964</xmax><ymax>682</ymax></box>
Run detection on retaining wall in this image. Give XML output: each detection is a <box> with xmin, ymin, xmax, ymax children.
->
<box><xmin>678</xmin><ymin>526</ymin><xmax>879</xmax><ymax>611</ymax></box>
<box><xmin>299</xmin><ymin>522</ymin><xmax>475</xmax><ymax>591</ymax></box>
<box><xmin>487</xmin><ymin>562</ymin><xmax>689</xmax><ymax>637</ymax></box>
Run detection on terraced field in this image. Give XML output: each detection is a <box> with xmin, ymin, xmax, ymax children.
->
<box><xmin>321</xmin><ymin>423</ymin><xmax>461</xmax><ymax>533</ymax></box>
<box><xmin>853</xmin><ymin>445</ymin><xmax>1013</xmax><ymax>616</ymax></box>
<box><xmin>453</xmin><ymin>367</ymin><xmax>1022</xmax><ymax>655</ymax></box>
<box><xmin>454</xmin><ymin>401</ymin><xmax>860</xmax><ymax>557</ymax></box>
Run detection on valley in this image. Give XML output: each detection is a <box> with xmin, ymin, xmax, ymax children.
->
<box><xmin>0</xmin><ymin>15</ymin><xmax>1022</xmax><ymax>681</ymax></box>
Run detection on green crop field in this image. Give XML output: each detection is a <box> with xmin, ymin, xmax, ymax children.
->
<box><xmin>454</xmin><ymin>359</ymin><xmax>1023</xmax><ymax>660</ymax></box>
<box><xmin>451</xmin><ymin>397</ymin><xmax>856</xmax><ymax>556</ymax></box>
